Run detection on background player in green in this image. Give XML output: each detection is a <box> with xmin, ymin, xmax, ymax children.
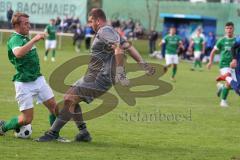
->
<box><xmin>0</xmin><ymin>12</ymin><xmax>58</xmax><ymax>136</ymax></box>
<box><xmin>160</xmin><ymin>26</ymin><xmax>183</xmax><ymax>81</ymax></box>
<box><xmin>44</xmin><ymin>19</ymin><xmax>57</xmax><ymax>62</ymax></box>
<box><xmin>207</xmin><ymin>22</ymin><xmax>236</xmax><ymax>107</ymax></box>
<box><xmin>189</xmin><ymin>28</ymin><xmax>205</xmax><ymax>71</ymax></box>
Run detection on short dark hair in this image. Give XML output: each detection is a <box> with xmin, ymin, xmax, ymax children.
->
<box><xmin>225</xmin><ymin>22</ymin><xmax>234</xmax><ymax>27</ymax></box>
<box><xmin>11</xmin><ymin>12</ymin><xmax>29</xmax><ymax>27</ymax></box>
<box><xmin>88</xmin><ymin>8</ymin><xmax>106</xmax><ymax>21</ymax></box>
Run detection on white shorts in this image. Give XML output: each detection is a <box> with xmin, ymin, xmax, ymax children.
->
<box><xmin>14</xmin><ymin>76</ymin><xmax>54</xmax><ymax>111</ymax></box>
<box><xmin>194</xmin><ymin>51</ymin><xmax>201</xmax><ymax>59</ymax></box>
<box><xmin>165</xmin><ymin>54</ymin><xmax>179</xmax><ymax>65</ymax></box>
<box><xmin>219</xmin><ymin>67</ymin><xmax>237</xmax><ymax>81</ymax></box>
<box><xmin>45</xmin><ymin>40</ymin><xmax>57</xmax><ymax>49</ymax></box>
<box><xmin>219</xmin><ymin>67</ymin><xmax>231</xmax><ymax>75</ymax></box>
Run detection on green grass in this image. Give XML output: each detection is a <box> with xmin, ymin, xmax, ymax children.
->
<box><xmin>0</xmin><ymin>33</ymin><xmax>240</xmax><ymax>160</ymax></box>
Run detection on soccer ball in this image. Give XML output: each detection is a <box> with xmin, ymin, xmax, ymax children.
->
<box><xmin>14</xmin><ymin>124</ymin><xmax>32</xmax><ymax>139</ymax></box>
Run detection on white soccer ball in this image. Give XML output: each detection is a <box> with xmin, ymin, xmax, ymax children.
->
<box><xmin>14</xmin><ymin>124</ymin><xmax>32</xmax><ymax>139</ymax></box>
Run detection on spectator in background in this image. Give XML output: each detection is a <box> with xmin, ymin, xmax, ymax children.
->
<box><xmin>6</xmin><ymin>7</ymin><xmax>14</xmax><ymax>29</ymax></box>
<box><xmin>73</xmin><ymin>24</ymin><xmax>85</xmax><ymax>53</ymax></box>
<box><xmin>84</xmin><ymin>25</ymin><xmax>94</xmax><ymax>50</ymax></box>
<box><xmin>44</xmin><ymin>19</ymin><xmax>57</xmax><ymax>62</ymax></box>
<box><xmin>55</xmin><ymin>16</ymin><xmax>61</xmax><ymax>32</ymax></box>
<box><xmin>134</xmin><ymin>22</ymin><xmax>144</xmax><ymax>39</ymax></box>
<box><xmin>62</xmin><ymin>16</ymin><xmax>73</xmax><ymax>32</ymax></box>
<box><xmin>124</xmin><ymin>19</ymin><xmax>135</xmax><ymax>39</ymax></box>
<box><xmin>69</xmin><ymin>17</ymin><xmax>80</xmax><ymax>32</ymax></box>
<box><xmin>203</xmin><ymin>31</ymin><xmax>216</xmax><ymax>63</ymax></box>
<box><xmin>148</xmin><ymin>28</ymin><xmax>158</xmax><ymax>55</ymax></box>
<box><xmin>179</xmin><ymin>37</ymin><xmax>189</xmax><ymax>60</ymax></box>
<box><xmin>111</xmin><ymin>19</ymin><xmax>121</xmax><ymax>28</ymax></box>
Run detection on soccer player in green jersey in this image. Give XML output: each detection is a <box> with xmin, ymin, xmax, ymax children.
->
<box><xmin>160</xmin><ymin>26</ymin><xmax>184</xmax><ymax>81</ymax></box>
<box><xmin>207</xmin><ymin>22</ymin><xmax>236</xmax><ymax>107</ymax></box>
<box><xmin>0</xmin><ymin>12</ymin><xmax>58</xmax><ymax>136</ymax></box>
<box><xmin>189</xmin><ymin>28</ymin><xmax>205</xmax><ymax>71</ymax></box>
<box><xmin>44</xmin><ymin>19</ymin><xmax>57</xmax><ymax>62</ymax></box>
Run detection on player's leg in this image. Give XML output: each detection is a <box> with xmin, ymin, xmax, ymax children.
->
<box><xmin>73</xmin><ymin>104</ymin><xmax>92</xmax><ymax>142</ymax></box>
<box><xmin>172</xmin><ymin>64</ymin><xmax>177</xmax><ymax>81</ymax></box>
<box><xmin>36</xmin><ymin>76</ymin><xmax>69</xmax><ymax>142</ymax></box>
<box><xmin>219</xmin><ymin>67</ymin><xmax>231</xmax><ymax>107</ymax></box>
<box><xmin>192</xmin><ymin>59</ymin><xmax>197</xmax><ymax>71</ymax></box>
<box><xmin>171</xmin><ymin>55</ymin><xmax>178</xmax><ymax>81</ymax></box>
<box><xmin>75</xmin><ymin>40</ymin><xmax>81</xmax><ymax>53</ymax></box>
<box><xmin>192</xmin><ymin>52</ymin><xmax>197</xmax><ymax>70</ymax></box>
<box><xmin>36</xmin><ymin>76</ymin><xmax>57</xmax><ymax>126</ymax></box>
<box><xmin>164</xmin><ymin>54</ymin><xmax>172</xmax><ymax>73</ymax></box>
<box><xmin>44</xmin><ymin>40</ymin><xmax>50</xmax><ymax>61</ymax></box>
<box><xmin>36</xmin><ymin>87</ymin><xmax>82</xmax><ymax>142</ymax></box>
<box><xmin>225</xmin><ymin>76</ymin><xmax>240</xmax><ymax>95</ymax></box>
<box><xmin>43</xmin><ymin>97</ymin><xmax>57</xmax><ymax>126</ymax></box>
<box><xmin>220</xmin><ymin>84</ymin><xmax>230</xmax><ymax>107</ymax></box>
<box><xmin>50</xmin><ymin>40</ymin><xmax>56</xmax><ymax>62</ymax></box>
<box><xmin>0</xmin><ymin>80</ymin><xmax>37</xmax><ymax>135</ymax></box>
<box><xmin>0</xmin><ymin>108</ymin><xmax>34</xmax><ymax>135</ymax></box>
<box><xmin>193</xmin><ymin>51</ymin><xmax>202</xmax><ymax>70</ymax></box>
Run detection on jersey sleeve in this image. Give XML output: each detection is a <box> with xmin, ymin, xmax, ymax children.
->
<box><xmin>8</xmin><ymin>36</ymin><xmax>24</xmax><ymax>52</ymax></box>
<box><xmin>214</xmin><ymin>38</ymin><xmax>222</xmax><ymax>50</ymax></box>
<box><xmin>44</xmin><ymin>25</ymin><xmax>49</xmax><ymax>33</ymax></box>
<box><xmin>98</xmin><ymin>27</ymin><xmax>120</xmax><ymax>45</ymax></box>
<box><xmin>162</xmin><ymin>35</ymin><xmax>167</xmax><ymax>43</ymax></box>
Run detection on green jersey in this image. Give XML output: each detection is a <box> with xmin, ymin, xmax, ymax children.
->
<box><xmin>7</xmin><ymin>32</ymin><xmax>41</xmax><ymax>82</ymax></box>
<box><xmin>193</xmin><ymin>36</ymin><xmax>204</xmax><ymax>52</ymax></box>
<box><xmin>45</xmin><ymin>24</ymin><xmax>56</xmax><ymax>40</ymax></box>
<box><xmin>162</xmin><ymin>34</ymin><xmax>181</xmax><ymax>55</ymax></box>
<box><xmin>215</xmin><ymin>37</ymin><xmax>236</xmax><ymax>68</ymax></box>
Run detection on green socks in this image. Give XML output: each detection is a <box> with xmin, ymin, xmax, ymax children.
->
<box><xmin>49</xmin><ymin>114</ymin><xmax>56</xmax><ymax>126</ymax></box>
<box><xmin>45</xmin><ymin>50</ymin><xmax>56</xmax><ymax>58</ymax></box>
<box><xmin>221</xmin><ymin>86</ymin><xmax>229</xmax><ymax>100</ymax></box>
<box><xmin>52</xmin><ymin>50</ymin><xmax>56</xmax><ymax>57</ymax></box>
<box><xmin>45</xmin><ymin>50</ymin><xmax>49</xmax><ymax>56</ymax></box>
<box><xmin>194</xmin><ymin>61</ymin><xmax>198</xmax><ymax>68</ymax></box>
<box><xmin>3</xmin><ymin>116</ymin><xmax>21</xmax><ymax>132</ymax></box>
<box><xmin>193</xmin><ymin>61</ymin><xmax>202</xmax><ymax>69</ymax></box>
<box><xmin>172</xmin><ymin>67</ymin><xmax>177</xmax><ymax>78</ymax></box>
<box><xmin>3</xmin><ymin>114</ymin><xmax>56</xmax><ymax>132</ymax></box>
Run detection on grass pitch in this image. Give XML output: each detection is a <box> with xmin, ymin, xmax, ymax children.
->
<box><xmin>0</xmin><ymin>34</ymin><xmax>240</xmax><ymax>160</ymax></box>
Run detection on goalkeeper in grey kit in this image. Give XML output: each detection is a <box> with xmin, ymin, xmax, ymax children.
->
<box><xmin>37</xmin><ymin>8</ymin><xmax>154</xmax><ymax>142</ymax></box>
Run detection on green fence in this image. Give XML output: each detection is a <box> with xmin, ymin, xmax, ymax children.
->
<box><xmin>102</xmin><ymin>0</ymin><xmax>240</xmax><ymax>36</ymax></box>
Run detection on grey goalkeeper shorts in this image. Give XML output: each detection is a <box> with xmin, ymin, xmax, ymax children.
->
<box><xmin>72</xmin><ymin>77</ymin><xmax>113</xmax><ymax>104</ymax></box>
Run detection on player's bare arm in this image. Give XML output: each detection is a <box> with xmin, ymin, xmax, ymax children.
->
<box><xmin>207</xmin><ymin>48</ymin><xmax>218</xmax><ymax>69</ymax></box>
<box><xmin>202</xmin><ymin>41</ymin><xmax>206</xmax><ymax>54</ymax></box>
<box><xmin>13</xmin><ymin>34</ymin><xmax>45</xmax><ymax>58</ymax></box>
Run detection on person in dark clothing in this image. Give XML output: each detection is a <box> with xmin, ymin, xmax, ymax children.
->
<box><xmin>84</xmin><ymin>25</ymin><xmax>94</xmax><ymax>50</ymax></box>
<box><xmin>7</xmin><ymin>7</ymin><xmax>14</xmax><ymax>29</ymax></box>
<box><xmin>148</xmin><ymin>29</ymin><xmax>158</xmax><ymax>55</ymax></box>
<box><xmin>204</xmin><ymin>32</ymin><xmax>216</xmax><ymax>62</ymax></box>
<box><xmin>73</xmin><ymin>24</ymin><xmax>85</xmax><ymax>53</ymax></box>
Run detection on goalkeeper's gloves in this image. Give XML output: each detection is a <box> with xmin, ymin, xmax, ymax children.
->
<box><xmin>115</xmin><ymin>66</ymin><xmax>130</xmax><ymax>86</ymax></box>
<box><xmin>139</xmin><ymin>62</ymin><xmax>156</xmax><ymax>76</ymax></box>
